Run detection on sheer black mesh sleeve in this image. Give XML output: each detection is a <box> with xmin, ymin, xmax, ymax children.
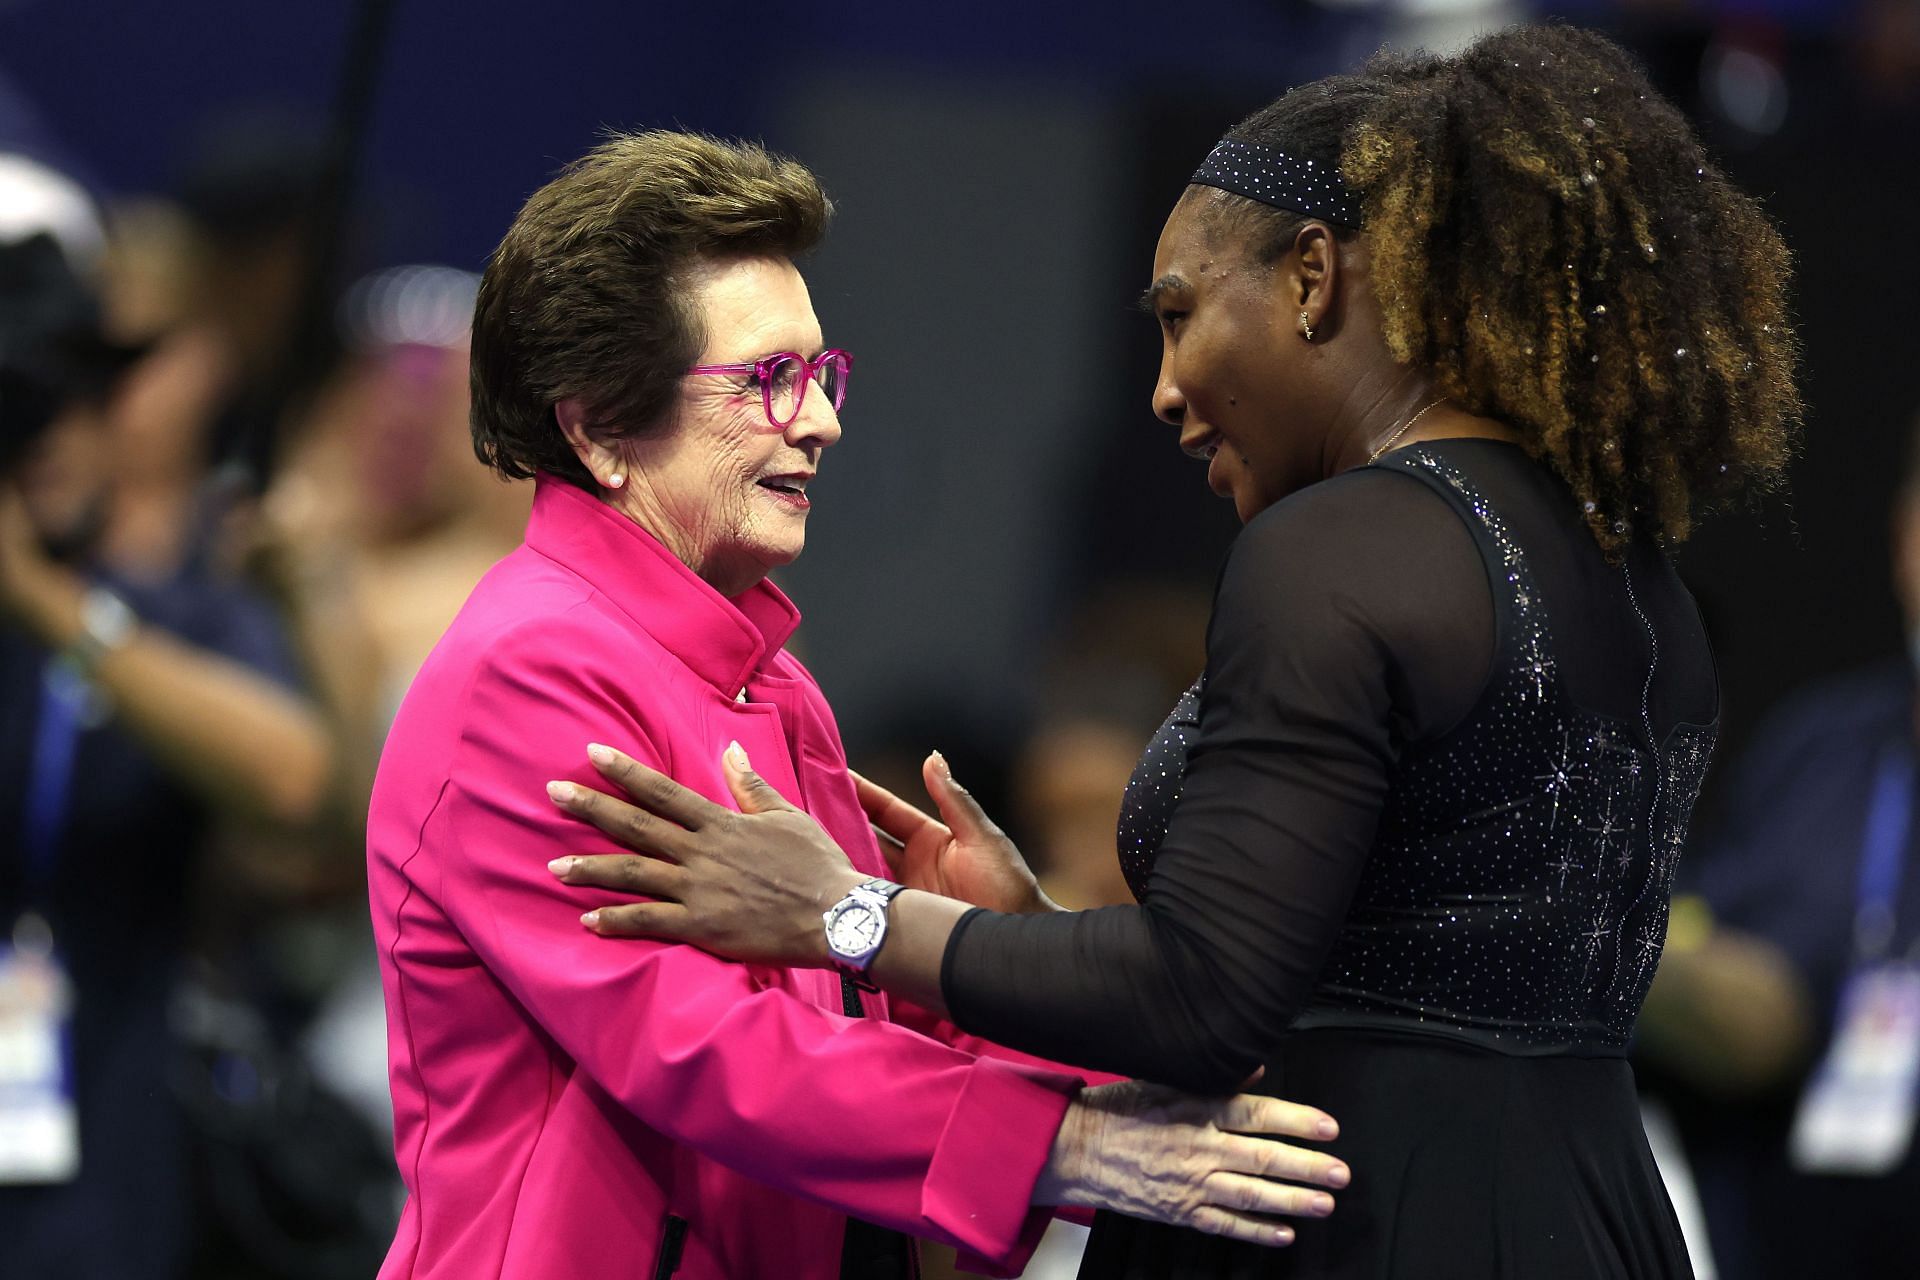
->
<box><xmin>939</xmin><ymin>468</ymin><xmax>1495</xmax><ymax>1092</ymax></box>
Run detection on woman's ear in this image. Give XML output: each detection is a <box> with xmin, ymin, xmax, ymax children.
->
<box><xmin>556</xmin><ymin>399</ymin><xmax>625</xmax><ymax>490</ymax></box>
<box><xmin>1287</xmin><ymin>222</ymin><xmax>1340</xmax><ymax>340</ymax></box>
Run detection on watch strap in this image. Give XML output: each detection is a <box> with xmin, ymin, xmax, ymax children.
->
<box><xmin>852</xmin><ymin>878</ymin><xmax>906</xmax><ymax>905</ymax></box>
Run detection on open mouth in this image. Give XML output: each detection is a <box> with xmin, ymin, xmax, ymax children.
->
<box><xmin>756</xmin><ymin>474</ymin><xmax>812</xmax><ymax>507</ymax></box>
<box><xmin>1179</xmin><ymin>432</ymin><xmax>1222</xmax><ymax>463</ymax></box>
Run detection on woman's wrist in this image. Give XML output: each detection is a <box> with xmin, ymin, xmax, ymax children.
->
<box><xmin>10</xmin><ymin>565</ymin><xmax>87</xmax><ymax>651</ymax></box>
<box><xmin>1032</xmin><ymin>1090</ymin><xmax>1097</xmax><ymax>1207</ymax></box>
<box><xmin>864</xmin><ymin>889</ymin><xmax>971</xmax><ymax>1016</ymax></box>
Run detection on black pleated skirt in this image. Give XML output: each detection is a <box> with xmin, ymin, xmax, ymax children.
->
<box><xmin>1078</xmin><ymin>1028</ymin><xmax>1693</xmax><ymax>1279</ymax></box>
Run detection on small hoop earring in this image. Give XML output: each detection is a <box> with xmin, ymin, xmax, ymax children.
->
<box><xmin>1299</xmin><ymin>311</ymin><xmax>1316</xmax><ymax>343</ymax></box>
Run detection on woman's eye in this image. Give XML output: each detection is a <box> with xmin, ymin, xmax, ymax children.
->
<box><xmin>1158</xmin><ymin>309</ymin><xmax>1187</xmax><ymax>332</ymax></box>
<box><xmin>751</xmin><ymin>361</ymin><xmax>801</xmax><ymax>393</ymax></box>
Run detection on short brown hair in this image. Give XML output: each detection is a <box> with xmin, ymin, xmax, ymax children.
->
<box><xmin>469</xmin><ymin>131</ymin><xmax>832</xmax><ymax>486</ymax></box>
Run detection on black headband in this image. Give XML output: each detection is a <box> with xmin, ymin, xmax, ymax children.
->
<box><xmin>1189</xmin><ymin>138</ymin><xmax>1360</xmax><ymax>227</ymax></box>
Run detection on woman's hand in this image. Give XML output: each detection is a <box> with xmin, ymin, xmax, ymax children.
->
<box><xmin>1040</xmin><ymin>1079</ymin><xmax>1347</xmax><ymax>1246</ymax></box>
<box><xmin>547</xmin><ymin>742</ymin><xmax>866</xmax><ymax>967</ymax></box>
<box><xmin>856</xmin><ymin>755</ymin><xmax>1060</xmax><ymax>915</ymax></box>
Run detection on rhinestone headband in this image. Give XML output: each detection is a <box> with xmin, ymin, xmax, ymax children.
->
<box><xmin>1189</xmin><ymin>138</ymin><xmax>1360</xmax><ymax>226</ymax></box>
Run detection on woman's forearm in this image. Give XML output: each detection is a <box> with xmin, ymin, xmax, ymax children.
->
<box><xmin>17</xmin><ymin>568</ymin><xmax>332</xmax><ymax>828</ymax></box>
<box><xmin>866</xmin><ymin>890</ymin><xmax>974</xmax><ymax>1020</ymax></box>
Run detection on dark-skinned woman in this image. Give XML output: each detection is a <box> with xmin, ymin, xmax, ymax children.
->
<box><xmin>548</xmin><ymin>26</ymin><xmax>1798</xmax><ymax>1278</ymax></box>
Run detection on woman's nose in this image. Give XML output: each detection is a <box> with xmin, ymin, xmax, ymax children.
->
<box><xmin>786</xmin><ymin>390</ymin><xmax>842</xmax><ymax>450</ymax></box>
<box><xmin>1152</xmin><ymin>367</ymin><xmax>1186</xmax><ymax>427</ymax></box>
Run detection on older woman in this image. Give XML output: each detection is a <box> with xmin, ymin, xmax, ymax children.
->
<box><xmin>366</xmin><ymin>132</ymin><xmax>1348</xmax><ymax>1280</ymax></box>
<box><xmin>546</xmin><ymin>27</ymin><xmax>1800</xmax><ymax>1279</ymax></box>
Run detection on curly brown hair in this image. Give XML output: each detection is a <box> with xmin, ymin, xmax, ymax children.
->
<box><xmin>1214</xmin><ymin>24</ymin><xmax>1800</xmax><ymax>551</ymax></box>
<box><xmin>470</xmin><ymin>131</ymin><xmax>832</xmax><ymax>487</ymax></box>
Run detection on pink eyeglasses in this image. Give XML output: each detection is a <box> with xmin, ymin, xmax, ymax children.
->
<box><xmin>685</xmin><ymin>348</ymin><xmax>853</xmax><ymax>430</ymax></box>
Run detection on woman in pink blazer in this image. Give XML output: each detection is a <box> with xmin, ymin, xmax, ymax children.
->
<box><xmin>366</xmin><ymin>131</ymin><xmax>1349</xmax><ymax>1280</ymax></box>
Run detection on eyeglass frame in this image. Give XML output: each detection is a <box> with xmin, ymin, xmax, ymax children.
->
<box><xmin>684</xmin><ymin>348</ymin><xmax>853</xmax><ymax>430</ymax></box>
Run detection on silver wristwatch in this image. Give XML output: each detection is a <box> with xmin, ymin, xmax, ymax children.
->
<box><xmin>63</xmin><ymin>586</ymin><xmax>137</xmax><ymax>676</ymax></box>
<box><xmin>822</xmin><ymin>879</ymin><xmax>906</xmax><ymax>976</ymax></box>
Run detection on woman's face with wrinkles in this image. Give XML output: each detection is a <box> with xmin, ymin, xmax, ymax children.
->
<box><xmin>618</xmin><ymin>255</ymin><xmax>842</xmax><ymax>595</ymax></box>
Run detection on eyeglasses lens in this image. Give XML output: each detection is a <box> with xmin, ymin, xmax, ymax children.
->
<box><xmin>764</xmin><ymin>356</ymin><xmax>805</xmax><ymax>425</ymax></box>
<box><xmin>818</xmin><ymin>353</ymin><xmax>848</xmax><ymax>410</ymax></box>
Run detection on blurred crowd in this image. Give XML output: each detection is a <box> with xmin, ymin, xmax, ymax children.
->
<box><xmin>0</xmin><ymin>141</ymin><xmax>530</xmax><ymax>1276</ymax></box>
<box><xmin>5</xmin><ymin>2</ymin><xmax>1920</xmax><ymax>1278</ymax></box>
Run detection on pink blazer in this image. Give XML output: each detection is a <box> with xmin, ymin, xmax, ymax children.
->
<box><xmin>368</xmin><ymin>477</ymin><xmax>1083</xmax><ymax>1279</ymax></box>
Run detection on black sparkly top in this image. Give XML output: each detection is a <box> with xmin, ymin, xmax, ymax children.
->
<box><xmin>942</xmin><ymin>442</ymin><xmax>1719</xmax><ymax>1092</ymax></box>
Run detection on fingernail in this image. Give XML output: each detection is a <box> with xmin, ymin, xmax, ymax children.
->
<box><xmin>547</xmin><ymin>857</ymin><xmax>574</xmax><ymax>877</ymax></box>
<box><xmin>547</xmin><ymin>780</ymin><xmax>576</xmax><ymax>803</ymax></box>
<box><xmin>1317</xmin><ymin>1118</ymin><xmax>1338</xmax><ymax>1139</ymax></box>
<box><xmin>1276</xmin><ymin>1227</ymin><xmax>1295</xmax><ymax>1245</ymax></box>
<box><xmin>931</xmin><ymin>749</ymin><xmax>952</xmax><ymax>780</ymax></box>
<box><xmin>726</xmin><ymin>741</ymin><xmax>750</xmax><ymax>771</ymax></box>
<box><xmin>587</xmin><ymin>743</ymin><xmax>614</xmax><ymax>766</ymax></box>
<box><xmin>580</xmin><ymin>910</ymin><xmax>600</xmax><ymax>928</ymax></box>
<box><xmin>1327</xmin><ymin>1163</ymin><xmax>1350</xmax><ymax>1188</ymax></box>
<box><xmin>1312</xmin><ymin>1193</ymin><xmax>1334</xmax><ymax>1215</ymax></box>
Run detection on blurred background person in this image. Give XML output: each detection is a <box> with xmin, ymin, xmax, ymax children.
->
<box><xmin>1635</xmin><ymin>410</ymin><xmax>1920</xmax><ymax>1280</ymax></box>
<box><xmin>0</xmin><ymin>161</ymin><xmax>330</xmax><ymax>1280</ymax></box>
<box><xmin>257</xmin><ymin>265</ymin><xmax>528</xmax><ymax>832</ymax></box>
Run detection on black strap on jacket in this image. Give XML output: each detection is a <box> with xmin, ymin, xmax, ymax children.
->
<box><xmin>838</xmin><ymin>972</ymin><xmax>920</xmax><ymax>1280</ymax></box>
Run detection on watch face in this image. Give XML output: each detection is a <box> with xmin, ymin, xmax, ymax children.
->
<box><xmin>827</xmin><ymin>903</ymin><xmax>883</xmax><ymax>958</ymax></box>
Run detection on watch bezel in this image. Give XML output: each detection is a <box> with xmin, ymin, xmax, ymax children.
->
<box><xmin>821</xmin><ymin>880</ymin><xmax>902</xmax><ymax>972</ymax></box>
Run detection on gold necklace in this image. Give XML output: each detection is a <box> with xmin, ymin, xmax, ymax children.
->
<box><xmin>1367</xmin><ymin>398</ymin><xmax>1447</xmax><ymax>464</ymax></box>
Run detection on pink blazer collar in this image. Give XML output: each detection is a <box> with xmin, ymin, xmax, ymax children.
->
<box><xmin>524</xmin><ymin>474</ymin><xmax>802</xmax><ymax>696</ymax></box>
